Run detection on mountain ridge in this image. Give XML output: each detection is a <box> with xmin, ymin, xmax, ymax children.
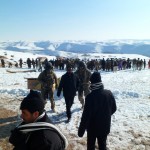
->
<box><xmin>0</xmin><ymin>40</ymin><xmax>150</xmax><ymax>57</ymax></box>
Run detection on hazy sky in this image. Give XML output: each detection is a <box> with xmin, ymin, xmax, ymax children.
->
<box><xmin>1</xmin><ymin>0</ymin><xmax>150</xmax><ymax>41</ymax></box>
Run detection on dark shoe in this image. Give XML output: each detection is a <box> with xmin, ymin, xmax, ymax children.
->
<box><xmin>66</xmin><ymin>117</ymin><xmax>71</xmax><ymax>123</ymax></box>
<box><xmin>81</xmin><ymin>104</ymin><xmax>84</xmax><ymax>109</ymax></box>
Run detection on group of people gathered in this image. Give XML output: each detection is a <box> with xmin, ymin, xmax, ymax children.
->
<box><xmin>25</xmin><ymin>57</ymin><xmax>150</xmax><ymax>72</ymax></box>
<box><xmin>9</xmin><ymin>60</ymin><xmax>117</xmax><ymax>150</ymax></box>
<box><xmin>1</xmin><ymin>57</ymin><xmax>150</xmax><ymax>72</ymax></box>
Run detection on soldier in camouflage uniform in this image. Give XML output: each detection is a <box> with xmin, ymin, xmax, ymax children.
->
<box><xmin>38</xmin><ymin>62</ymin><xmax>58</xmax><ymax>112</ymax></box>
<box><xmin>75</xmin><ymin>61</ymin><xmax>91</xmax><ymax>108</ymax></box>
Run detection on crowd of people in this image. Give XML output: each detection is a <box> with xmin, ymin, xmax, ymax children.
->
<box><xmin>1</xmin><ymin>57</ymin><xmax>150</xmax><ymax>72</ymax></box>
<box><xmin>1</xmin><ymin>56</ymin><xmax>149</xmax><ymax>149</ymax></box>
<box><xmin>9</xmin><ymin>60</ymin><xmax>117</xmax><ymax>150</ymax></box>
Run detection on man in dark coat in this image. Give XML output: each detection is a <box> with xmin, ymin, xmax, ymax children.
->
<box><xmin>9</xmin><ymin>90</ymin><xmax>68</xmax><ymax>150</ymax></box>
<box><xmin>26</xmin><ymin>58</ymin><xmax>32</xmax><ymax>68</ymax></box>
<box><xmin>57</xmin><ymin>64</ymin><xmax>78</xmax><ymax>122</ymax></box>
<box><xmin>19</xmin><ymin>58</ymin><xmax>23</xmax><ymax>68</ymax></box>
<box><xmin>78</xmin><ymin>72</ymin><xmax>117</xmax><ymax>150</ymax></box>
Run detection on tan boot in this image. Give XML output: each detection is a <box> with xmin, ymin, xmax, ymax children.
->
<box><xmin>81</xmin><ymin>101</ymin><xmax>84</xmax><ymax>109</ymax></box>
<box><xmin>52</xmin><ymin>108</ymin><xmax>56</xmax><ymax>113</ymax></box>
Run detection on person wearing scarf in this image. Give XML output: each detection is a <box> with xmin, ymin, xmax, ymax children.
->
<box><xmin>78</xmin><ymin>72</ymin><xmax>117</xmax><ymax>150</ymax></box>
<box><xmin>9</xmin><ymin>90</ymin><xmax>68</xmax><ymax>150</ymax></box>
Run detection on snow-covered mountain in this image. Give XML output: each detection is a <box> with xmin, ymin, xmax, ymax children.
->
<box><xmin>0</xmin><ymin>40</ymin><xmax>150</xmax><ymax>57</ymax></box>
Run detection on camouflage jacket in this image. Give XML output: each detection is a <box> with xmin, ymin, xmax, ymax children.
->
<box><xmin>38</xmin><ymin>70</ymin><xmax>58</xmax><ymax>89</ymax></box>
<box><xmin>75</xmin><ymin>68</ymin><xmax>91</xmax><ymax>86</ymax></box>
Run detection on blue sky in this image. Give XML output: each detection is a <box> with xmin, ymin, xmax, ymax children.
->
<box><xmin>0</xmin><ymin>0</ymin><xmax>150</xmax><ymax>41</ymax></box>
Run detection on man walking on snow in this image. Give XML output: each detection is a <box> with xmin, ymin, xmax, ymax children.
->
<box><xmin>75</xmin><ymin>61</ymin><xmax>91</xmax><ymax>109</ymax></box>
<box><xmin>38</xmin><ymin>62</ymin><xmax>58</xmax><ymax>112</ymax></box>
<box><xmin>57</xmin><ymin>63</ymin><xmax>79</xmax><ymax>122</ymax></box>
<box><xmin>78</xmin><ymin>72</ymin><xmax>117</xmax><ymax>150</ymax></box>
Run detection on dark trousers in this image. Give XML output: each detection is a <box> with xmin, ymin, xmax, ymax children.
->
<box><xmin>87</xmin><ymin>132</ymin><xmax>107</xmax><ymax>150</ymax></box>
<box><xmin>64</xmin><ymin>96</ymin><xmax>74</xmax><ymax>119</ymax></box>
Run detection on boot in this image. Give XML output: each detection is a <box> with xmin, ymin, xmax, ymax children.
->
<box><xmin>81</xmin><ymin>101</ymin><xmax>84</xmax><ymax>109</ymax></box>
<box><xmin>52</xmin><ymin>108</ymin><xmax>56</xmax><ymax>113</ymax></box>
<box><xmin>51</xmin><ymin>101</ymin><xmax>56</xmax><ymax>112</ymax></box>
<box><xmin>66</xmin><ymin>117</ymin><xmax>71</xmax><ymax>123</ymax></box>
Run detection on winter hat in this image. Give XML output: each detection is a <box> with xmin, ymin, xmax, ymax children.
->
<box><xmin>90</xmin><ymin>72</ymin><xmax>102</xmax><ymax>84</ymax></box>
<box><xmin>66</xmin><ymin>63</ymin><xmax>72</xmax><ymax>71</ymax></box>
<box><xmin>20</xmin><ymin>90</ymin><xmax>45</xmax><ymax>113</ymax></box>
<box><xmin>44</xmin><ymin>62</ymin><xmax>53</xmax><ymax>70</ymax></box>
<box><xmin>78</xmin><ymin>61</ymin><xmax>86</xmax><ymax>69</ymax></box>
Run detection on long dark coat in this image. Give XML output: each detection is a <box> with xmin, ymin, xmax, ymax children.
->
<box><xmin>9</xmin><ymin>113</ymin><xmax>65</xmax><ymax>150</ymax></box>
<box><xmin>57</xmin><ymin>72</ymin><xmax>78</xmax><ymax>98</ymax></box>
<box><xmin>78</xmin><ymin>86</ymin><xmax>117</xmax><ymax>137</ymax></box>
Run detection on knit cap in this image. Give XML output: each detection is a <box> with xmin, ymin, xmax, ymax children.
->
<box><xmin>20</xmin><ymin>90</ymin><xmax>44</xmax><ymax>113</ymax></box>
<box><xmin>90</xmin><ymin>72</ymin><xmax>102</xmax><ymax>84</ymax></box>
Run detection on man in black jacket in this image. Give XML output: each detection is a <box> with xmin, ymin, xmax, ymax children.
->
<box><xmin>57</xmin><ymin>64</ymin><xmax>78</xmax><ymax>122</ymax></box>
<box><xmin>78</xmin><ymin>72</ymin><xmax>117</xmax><ymax>150</ymax></box>
<box><xmin>9</xmin><ymin>90</ymin><xmax>68</xmax><ymax>150</ymax></box>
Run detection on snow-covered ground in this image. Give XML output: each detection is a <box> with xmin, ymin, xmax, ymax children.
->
<box><xmin>0</xmin><ymin>49</ymin><xmax>150</xmax><ymax>150</ymax></box>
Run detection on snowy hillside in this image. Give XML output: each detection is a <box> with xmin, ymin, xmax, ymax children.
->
<box><xmin>0</xmin><ymin>40</ymin><xmax>150</xmax><ymax>57</ymax></box>
<box><xmin>0</xmin><ymin>49</ymin><xmax>150</xmax><ymax>150</ymax></box>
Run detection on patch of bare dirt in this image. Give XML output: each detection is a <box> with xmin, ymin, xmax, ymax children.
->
<box><xmin>0</xmin><ymin>107</ymin><xmax>87</xmax><ymax>150</ymax></box>
<box><xmin>0</xmin><ymin>108</ymin><xmax>18</xmax><ymax>150</ymax></box>
<box><xmin>0</xmin><ymin>94</ymin><xmax>88</xmax><ymax>150</ymax></box>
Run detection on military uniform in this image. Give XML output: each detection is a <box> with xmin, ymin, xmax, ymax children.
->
<box><xmin>38</xmin><ymin>67</ymin><xmax>58</xmax><ymax>111</ymax></box>
<box><xmin>75</xmin><ymin>61</ymin><xmax>91</xmax><ymax>108</ymax></box>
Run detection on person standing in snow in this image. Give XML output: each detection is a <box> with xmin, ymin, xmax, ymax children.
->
<box><xmin>31</xmin><ymin>58</ymin><xmax>36</xmax><ymax>69</ymax></box>
<box><xmin>57</xmin><ymin>64</ymin><xmax>79</xmax><ymax>122</ymax></box>
<box><xmin>78</xmin><ymin>72</ymin><xmax>117</xmax><ymax>150</ymax></box>
<box><xmin>75</xmin><ymin>61</ymin><xmax>91</xmax><ymax>109</ymax></box>
<box><xmin>143</xmin><ymin>59</ymin><xmax>146</xmax><ymax>69</ymax></box>
<box><xmin>26</xmin><ymin>58</ymin><xmax>32</xmax><ymax>68</ymax></box>
<box><xmin>101</xmin><ymin>58</ymin><xmax>106</xmax><ymax>71</ymax></box>
<box><xmin>19</xmin><ymin>58</ymin><xmax>23</xmax><ymax>68</ymax></box>
<box><xmin>9</xmin><ymin>90</ymin><xmax>68</xmax><ymax>150</ymax></box>
<box><xmin>38</xmin><ymin>62</ymin><xmax>58</xmax><ymax>112</ymax></box>
<box><xmin>1</xmin><ymin>59</ymin><xmax>5</xmax><ymax>67</ymax></box>
<box><xmin>148</xmin><ymin>59</ymin><xmax>150</xmax><ymax>69</ymax></box>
